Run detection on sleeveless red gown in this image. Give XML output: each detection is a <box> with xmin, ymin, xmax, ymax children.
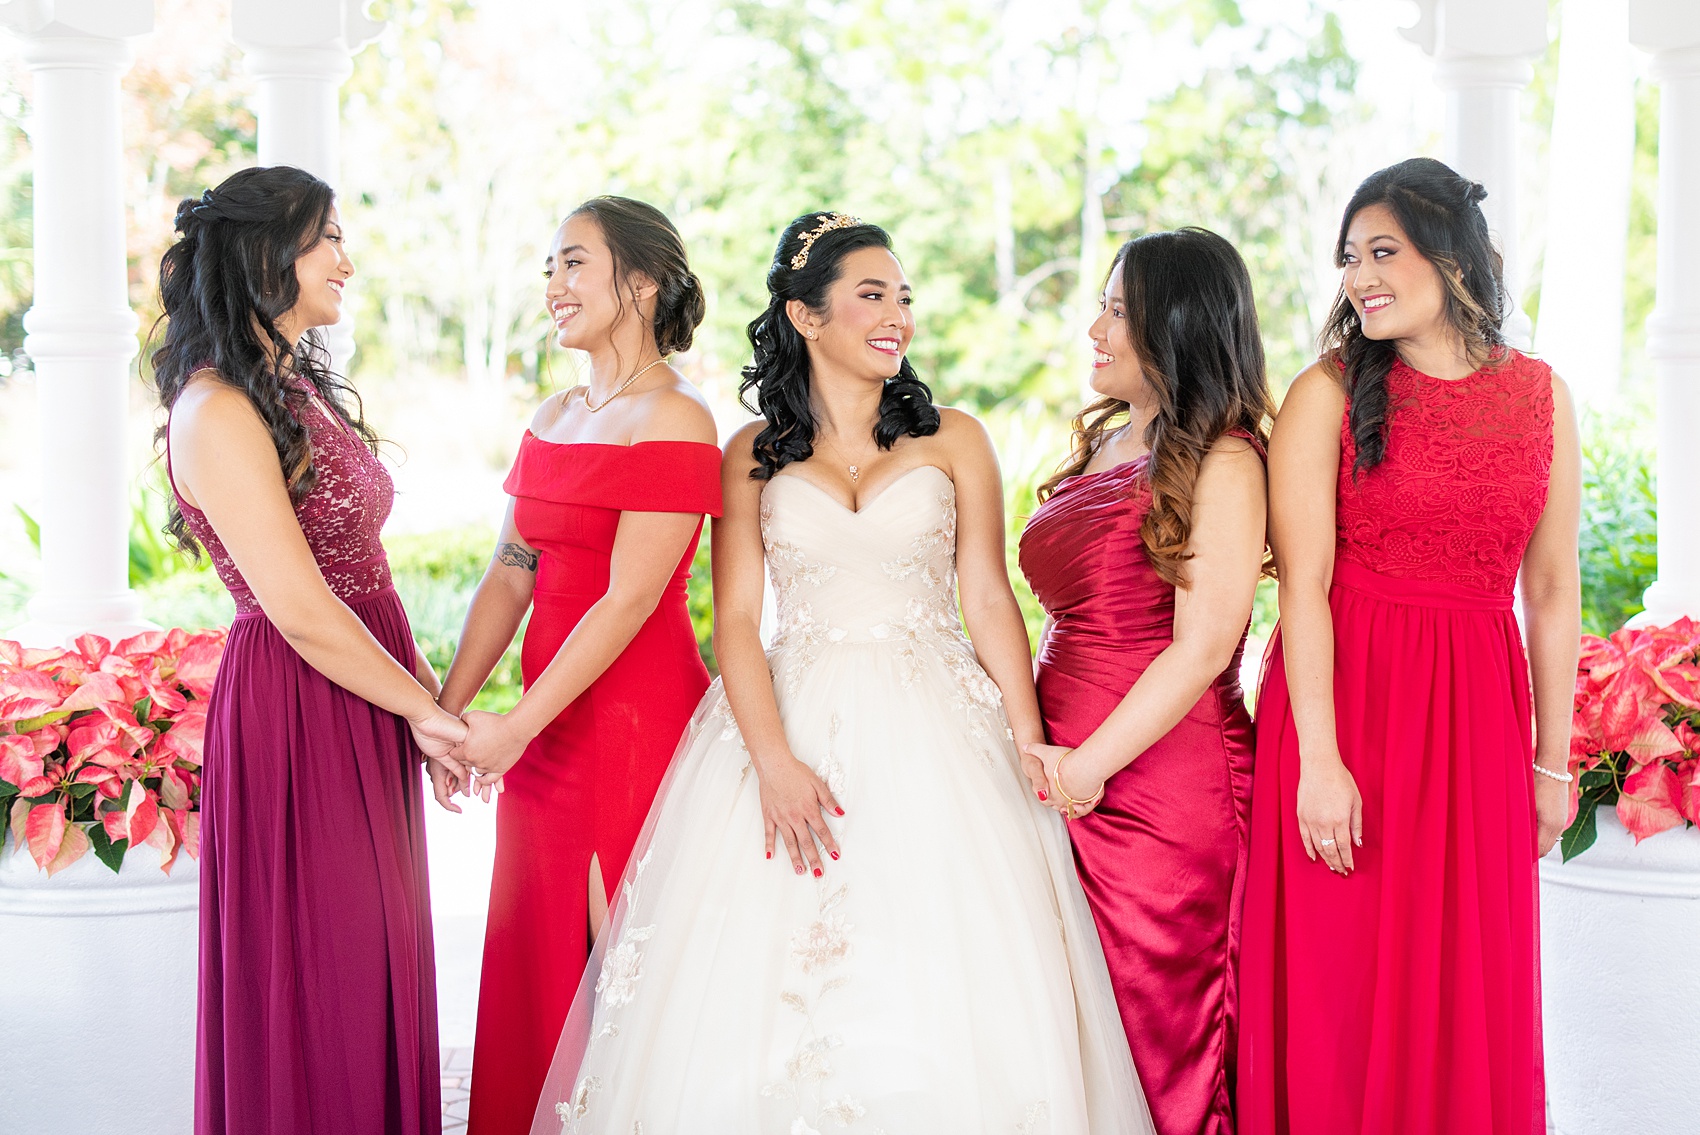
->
<box><xmin>1019</xmin><ymin>437</ymin><xmax>1259</xmax><ymax>1135</ymax></box>
<box><xmin>1238</xmin><ymin>351</ymin><xmax>1554</xmax><ymax>1135</ymax></box>
<box><xmin>174</xmin><ymin>383</ymin><xmax>440</xmax><ymax>1135</ymax></box>
<box><xmin>467</xmin><ymin>435</ymin><xmax>722</xmax><ymax>1135</ymax></box>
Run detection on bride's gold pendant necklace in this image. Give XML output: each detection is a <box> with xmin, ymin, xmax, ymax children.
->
<box><xmin>821</xmin><ymin>431</ymin><xmax>877</xmax><ymax>483</ymax></box>
<box><xmin>583</xmin><ymin>357</ymin><xmax>669</xmax><ymax>413</ymax></box>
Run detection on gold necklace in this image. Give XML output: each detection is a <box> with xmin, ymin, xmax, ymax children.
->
<box><xmin>819</xmin><ymin>429</ymin><xmax>878</xmax><ymax>482</ymax></box>
<box><xmin>582</xmin><ymin>357</ymin><xmax>669</xmax><ymax>413</ymax></box>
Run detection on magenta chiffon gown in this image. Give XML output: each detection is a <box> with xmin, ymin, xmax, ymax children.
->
<box><xmin>172</xmin><ymin>381</ymin><xmax>440</xmax><ymax>1135</ymax></box>
<box><xmin>1238</xmin><ymin>350</ymin><xmax>1554</xmax><ymax>1135</ymax></box>
<box><xmin>1019</xmin><ymin>440</ymin><xmax>1259</xmax><ymax>1135</ymax></box>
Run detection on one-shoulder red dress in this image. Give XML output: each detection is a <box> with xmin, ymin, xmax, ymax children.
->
<box><xmin>1019</xmin><ymin>441</ymin><xmax>1259</xmax><ymax>1135</ymax></box>
<box><xmin>467</xmin><ymin>435</ymin><xmax>722</xmax><ymax>1135</ymax></box>
<box><xmin>1238</xmin><ymin>350</ymin><xmax>1554</xmax><ymax>1135</ymax></box>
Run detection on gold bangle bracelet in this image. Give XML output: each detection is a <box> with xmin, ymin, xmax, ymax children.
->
<box><xmin>1054</xmin><ymin>751</ymin><xmax>1105</xmax><ymax>811</ymax></box>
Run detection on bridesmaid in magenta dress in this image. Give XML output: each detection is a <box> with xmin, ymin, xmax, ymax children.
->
<box><xmin>153</xmin><ymin>168</ymin><xmax>467</xmax><ymax>1135</ymax></box>
<box><xmin>1237</xmin><ymin>159</ymin><xmax>1580</xmax><ymax>1135</ymax></box>
<box><xmin>1019</xmin><ymin>228</ymin><xmax>1273</xmax><ymax>1135</ymax></box>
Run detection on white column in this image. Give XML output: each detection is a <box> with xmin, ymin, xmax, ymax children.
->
<box><xmin>231</xmin><ymin>0</ymin><xmax>382</xmax><ymax>373</ymax></box>
<box><xmin>1405</xmin><ymin>0</ymin><xmax>1548</xmax><ymax>349</ymax></box>
<box><xmin>1631</xmin><ymin>1</ymin><xmax>1700</xmax><ymax>624</ymax></box>
<box><xmin>1</xmin><ymin>0</ymin><xmax>154</xmax><ymax>647</ymax></box>
<box><xmin>1537</xmin><ymin>0</ymin><xmax>1636</xmax><ymax>406</ymax></box>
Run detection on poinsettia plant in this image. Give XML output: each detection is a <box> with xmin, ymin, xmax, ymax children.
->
<box><xmin>1562</xmin><ymin>617</ymin><xmax>1700</xmax><ymax>860</ymax></box>
<box><xmin>0</xmin><ymin>629</ymin><xmax>225</xmax><ymax>876</ymax></box>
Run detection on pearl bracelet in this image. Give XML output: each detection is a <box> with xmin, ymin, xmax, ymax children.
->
<box><xmin>1532</xmin><ymin>762</ymin><xmax>1574</xmax><ymax>784</ymax></box>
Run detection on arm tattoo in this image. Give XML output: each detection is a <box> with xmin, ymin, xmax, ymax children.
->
<box><xmin>497</xmin><ymin>542</ymin><xmax>539</xmax><ymax>572</ymax></box>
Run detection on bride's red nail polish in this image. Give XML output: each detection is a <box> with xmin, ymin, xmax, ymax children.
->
<box><xmin>813</xmin><ymin>867</ymin><xmax>823</xmax><ymax>877</ymax></box>
<box><xmin>830</xmin><ymin>851</ymin><xmax>839</xmax><ymax>860</ymax></box>
<box><xmin>765</xmin><ymin>851</ymin><xmax>771</xmax><ymax>860</ymax></box>
<box><xmin>834</xmin><ymin>807</ymin><xmax>845</xmax><ymax>816</ymax></box>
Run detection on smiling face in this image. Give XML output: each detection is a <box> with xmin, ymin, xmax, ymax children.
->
<box><xmin>285</xmin><ymin>204</ymin><xmax>352</xmax><ymax>334</ymax></box>
<box><xmin>543</xmin><ymin>213</ymin><xmax>650</xmax><ymax>351</ymax></box>
<box><xmin>1086</xmin><ymin>258</ymin><xmax>1149</xmax><ymax>404</ymax></box>
<box><xmin>794</xmin><ymin>245</ymin><xmax>914</xmax><ymax>382</ymax></box>
<box><xmin>1340</xmin><ymin>202</ymin><xmax>1449</xmax><ymax>343</ymax></box>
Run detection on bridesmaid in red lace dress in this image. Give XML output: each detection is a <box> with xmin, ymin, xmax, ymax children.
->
<box><xmin>1237</xmin><ymin>158</ymin><xmax>1580</xmax><ymax>1135</ymax></box>
<box><xmin>1019</xmin><ymin>229</ymin><xmax>1272</xmax><ymax>1135</ymax></box>
<box><xmin>154</xmin><ymin>168</ymin><xmax>467</xmax><ymax>1135</ymax></box>
<box><xmin>434</xmin><ymin>198</ymin><xmax>720</xmax><ymax>1135</ymax></box>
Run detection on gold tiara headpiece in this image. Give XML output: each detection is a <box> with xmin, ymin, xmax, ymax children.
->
<box><xmin>789</xmin><ymin>213</ymin><xmax>862</xmax><ymax>271</ymax></box>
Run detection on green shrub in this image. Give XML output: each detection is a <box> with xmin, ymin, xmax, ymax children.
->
<box><xmin>1579</xmin><ymin>409</ymin><xmax>1657</xmax><ymax>635</ymax></box>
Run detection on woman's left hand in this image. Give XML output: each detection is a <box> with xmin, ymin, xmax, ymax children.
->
<box><xmin>462</xmin><ymin>709</ymin><xmax>528</xmax><ymax>799</ymax></box>
<box><xmin>1023</xmin><ymin>742</ymin><xmax>1104</xmax><ymax>819</ymax></box>
<box><xmin>1534</xmin><ymin>771</ymin><xmax>1571</xmax><ymax>859</ymax></box>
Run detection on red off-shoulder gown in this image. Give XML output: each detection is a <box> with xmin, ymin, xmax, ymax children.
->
<box><xmin>1238</xmin><ymin>351</ymin><xmax>1554</xmax><ymax>1135</ymax></box>
<box><xmin>467</xmin><ymin>436</ymin><xmax>723</xmax><ymax>1135</ymax></box>
<box><xmin>1019</xmin><ymin>440</ymin><xmax>1259</xmax><ymax>1135</ymax></box>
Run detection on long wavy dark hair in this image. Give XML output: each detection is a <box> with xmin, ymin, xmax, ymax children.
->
<box><xmin>1037</xmin><ymin>227</ymin><xmax>1274</xmax><ymax>588</ymax></box>
<box><xmin>1320</xmin><ymin>157</ymin><xmax>1508</xmax><ymax>474</ymax></box>
<box><xmin>738</xmin><ymin>214</ymin><xmax>940</xmax><ymax>480</ymax></box>
<box><xmin>149</xmin><ymin>165</ymin><xmax>379</xmax><ymax>555</ymax></box>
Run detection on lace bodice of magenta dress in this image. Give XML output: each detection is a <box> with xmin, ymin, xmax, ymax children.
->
<box><xmin>172</xmin><ymin>380</ymin><xmax>440</xmax><ymax>1135</ymax></box>
<box><xmin>1240</xmin><ymin>348</ymin><xmax>1557</xmax><ymax>1135</ymax></box>
<box><xmin>1333</xmin><ymin>348</ymin><xmax>1554</xmax><ymax>595</ymax></box>
<box><xmin>177</xmin><ymin>384</ymin><xmax>396</xmax><ymax>613</ymax></box>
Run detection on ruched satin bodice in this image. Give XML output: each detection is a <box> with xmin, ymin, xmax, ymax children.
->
<box><xmin>1021</xmin><ymin>456</ymin><xmax>1246</xmax><ymax>705</ymax></box>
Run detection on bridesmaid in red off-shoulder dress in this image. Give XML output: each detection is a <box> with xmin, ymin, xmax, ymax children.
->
<box><xmin>1019</xmin><ymin>229</ymin><xmax>1272</xmax><ymax>1135</ymax></box>
<box><xmin>1238</xmin><ymin>159</ymin><xmax>1580</xmax><ymax>1135</ymax></box>
<box><xmin>434</xmin><ymin>198</ymin><xmax>721</xmax><ymax>1135</ymax></box>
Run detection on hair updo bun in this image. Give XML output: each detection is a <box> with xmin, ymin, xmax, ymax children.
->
<box><xmin>738</xmin><ymin>212</ymin><xmax>940</xmax><ymax>480</ymax></box>
<box><xmin>567</xmin><ymin>196</ymin><xmax>704</xmax><ymax>355</ymax></box>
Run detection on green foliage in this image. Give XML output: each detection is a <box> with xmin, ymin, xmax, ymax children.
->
<box><xmin>1579</xmin><ymin>408</ymin><xmax>1657</xmax><ymax>635</ymax></box>
<box><xmin>383</xmin><ymin>528</ymin><xmax>526</xmax><ymax>712</ymax></box>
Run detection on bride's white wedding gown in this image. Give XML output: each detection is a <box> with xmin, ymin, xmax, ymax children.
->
<box><xmin>532</xmin><ymin>465</ymin><xmax>1153</xmax><ymax>1135</ymax></box>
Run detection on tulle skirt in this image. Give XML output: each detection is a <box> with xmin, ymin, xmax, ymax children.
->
<box><xmin>530</xmin><ymin>635</ymin><xmax>1152</xmax><ymax>1135</ymax></box>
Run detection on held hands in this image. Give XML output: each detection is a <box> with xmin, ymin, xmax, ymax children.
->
<box><xmin>1022</xmin><ymin>742</ymin><xmax>1105</xmax><ymax>820</ymax></box>
<box><xmin>756</xmin><ymin>753</ymin><xmax>843</xmax><ymax>877</ymax></box>
<box><xmin>411</xmin><ymin>707</ymin><xmax>474</xmax><ymax>814</ymax></box>
<box><xmin>1295</xmin><ymin>751</ymin><xmax>1363</xmax><ymax>875</ymax></box>
<box><xmin>459</xmin><ymin>709</ymin><xmax>527</xmax><ymax>800</ymax></box>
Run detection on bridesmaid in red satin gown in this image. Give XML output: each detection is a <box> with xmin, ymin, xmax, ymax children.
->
<box><xmin>1019</xmin><ymin>228</ymin><xmax>1273</xmax><ymax>1135</ymax></box>
<box><xmin>434</xmin><ymin>198</ymin><xmax>721</xmax><ymax>1135</ymax></box>
<box><xmin>1238</xmin><ymin>160</ymin><xmax>1580</xmax><ymax>1135</ymax></box>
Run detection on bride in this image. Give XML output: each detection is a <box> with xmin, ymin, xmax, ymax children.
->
<box><xmin>529</xmin><ymin>214</ymin><xmax>1152</xmax><ymax>1135</ymax></box>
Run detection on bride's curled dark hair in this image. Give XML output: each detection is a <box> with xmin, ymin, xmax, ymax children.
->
<box><xmin>739</xmin><ymin>213</ymin><xmax>939</xmax><ymax>480</ymax></box>
<box><xmin>149</xmin><ymin>165</ymin><xmax>379</xmax><ymax>556</ymax></box>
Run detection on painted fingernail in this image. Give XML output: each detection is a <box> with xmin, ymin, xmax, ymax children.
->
<box><xmin>795</xmin><ymin>864</ymin><xmax>804</xmax><ymax>875</ymax></box>
<box><xmin>1037</xmin><ymin>790</ymin><xmax>1048</xmax><ymax>802</ymax></box>
<box><xmin>830</xmin><ymin>851</ymin><xmax>839</xmax><ymax>860</ymax></box>
<box><xmin>812</xmin><ymin>867</ymin><xmax>823</xmax><ymax>878</ymax></box>
<box><xmin>766</xmin><ymin>851</ymin><xmax>772</xmax><ymax>860</ymax></box>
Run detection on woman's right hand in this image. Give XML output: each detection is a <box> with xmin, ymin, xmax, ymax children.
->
<box><xmin>756</xmin><ymin>754</ymin><xmax>843</xmax><ymax>877</ymax></box>
<box><xmin>410</xmin><ymin>706</ymin><xmax>469</xmax><ymax>762</ymax></box>
<box><xmin>1295</xmin><ymin>748</ymin><xmax>1363</xmax><ymax>875</ymax></box>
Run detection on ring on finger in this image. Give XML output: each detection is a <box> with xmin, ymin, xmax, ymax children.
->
<box><xmin>1318</xmin><ymin>837</ymin><xmax>1337</xmax><ymax>846</ymax></box>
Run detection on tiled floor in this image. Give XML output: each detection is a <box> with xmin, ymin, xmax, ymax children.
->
<box><xmin>441</xmin><ymin>1046</ymin><xmax>473</xmax><ymax>1134</ymax></box>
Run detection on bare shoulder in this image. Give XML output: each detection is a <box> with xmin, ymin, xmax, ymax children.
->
<box><xmin>631</xmin><ymin>377</ymin><xmax>717</xmax><ymax>445</ymax></box>
<box><xmin>172</xmin><ymin>374</ymin><xmax>266</xmax><ymax>443</ymax></box>
<box><xmin>1546</xmin><ymin>370</ymin><xmax>1576</xmax><ymax>416</ymax></box>
<box><xmin>1282</xmin><ymin>359</ymin><xmax>1347</xmax><ymax>410</ymax></box>
<box><xmin>722</xmin><ymin>419</ymin><xmax>766</xmax><ymax>477</ymax></box>
<box><xmin>529</xmin><ymin>388</ymin><xmax>580</xmax><ymax>435</ymax></box>
<box><xmin>932</xmin><ymin>405</ymin><xmax>994</xmax><ymax>457</ymax></box>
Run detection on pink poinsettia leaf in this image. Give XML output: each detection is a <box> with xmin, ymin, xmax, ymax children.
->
<box><xmin>1624</xmin><ymin>718</ymin><xmax>1686</xmax><ymax>763</ymax></box>
<box><xmin>58</xmin><ymin>672</ymin><xmax>127</xmax><ymax>714</ymax></box>
<box><xmin>0</xmin><ymin>639</ymin><xmax>21</xmax><ymax>666</ymax></box>
<box><xmin>173</xmin><ymin>640</ymin><xmax>224</xmax><ymax>698</ymax></box>
<box><xmin>101</xmin><ymin>809</ymin><xmax>130</xmax><ymax>845</ymax></box>
<box><xmin>44</xmin><ymin>821</ymin><xmax>89</xmax><ymax>876</ymax></box>
<box><xmin>1652</xmin><ymin>663</ymin><xmax>1700</xmax><ymax>711</ymax></box>
<box><xmin>158</xmin><ymin>766</ymin><xmax>191</xmax><ymax>811</ymax></box>
<box><xmin>114</xmin><ymin>630</ymin><xmax>169</xmax><ymax>658</ymax></box>
<box><xmin>179</xmin><ymin>810</ymin><xmax>200</xmax><ymax>860</ymax></box>
<box><xmin>24</xmin><ymin>801</ymin><xmax>67</xmax><ymax>869</ymax></box>
<box><xmin>0</xmin><ymin>669</ymin><xmax>65</xmax><ymax>722</ymax></box>
<box><xmin>125</xmin><ymin>788</ymin><xmax>159</xmax><ymax>847</ymax></box>
<box><xmin>1618</xmin><ymin>762</ymin><xmax>1687</xmax><ymax>842</ymax></box>
<box><xmin>69</xmin><ymin>633</ymin><xmax>112</xmax><ymax>666</ymax></box>
<box><xmin>0</xmin><ymin>734</ymin><xmax>44</xmax><ymax>788</ymax></box>
<box><xmin>144</xmin><ymin>808</ymin><xmax>178</xmax><ymax>871</ymax></box>
<box><xmin>18</xmin><ymin>775</ymin><xmax>57</xmax><ymax>799</ymax></box>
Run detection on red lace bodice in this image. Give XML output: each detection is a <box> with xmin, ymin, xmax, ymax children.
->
<box><xmin>170</xmin><ymin>382</ymin><xmax>396</xmax><ymax>615</ymax></box>
<box><xmin>1335</xmin><ymin>349</ymin><xmax>1554</xmax><ymax>596</ymax></box>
